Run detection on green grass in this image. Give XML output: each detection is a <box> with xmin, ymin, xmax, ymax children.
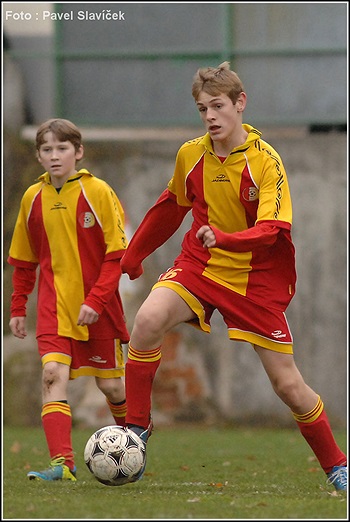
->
<box><xmin>2</xmin><ymin>425</ymin><xmax>347</xmax><ymax>519</ymax></box>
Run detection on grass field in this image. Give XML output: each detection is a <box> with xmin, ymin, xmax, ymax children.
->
<box><xmin>2</xmin><ymin>425</ymin><xmax>347</xmax><ymax>520</ymax></box>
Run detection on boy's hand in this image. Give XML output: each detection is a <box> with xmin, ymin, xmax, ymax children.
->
<box><xmin>77</xmin><ymin>304</ymin><xmax>99</xmax><ymax>326</ymax></box>
<box><xmin>196</xmin><ymin>225</ymin><xmax>217</xmax><ymax>248</ymax></box>
<box><xmin>9</xmin><ymin>316</ymin><xmax>27</xmax><ymax>339</ymax></box>
<box><xmin>120</xmin><ymin>257</ymin><xmax>144</xmax><ymax>280</ymax></box>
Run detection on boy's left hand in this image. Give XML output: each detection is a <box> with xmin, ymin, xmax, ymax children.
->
<box><xmin>196</xmin><ymin>225</ymin><xmax>217</xmax><ymax>248</ymax></box>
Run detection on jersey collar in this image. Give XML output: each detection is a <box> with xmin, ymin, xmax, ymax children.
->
<box><xmin>199</xmin><ymin>123</ymin><xmax>262</xmax><ymax>155</ymax></box>
<box><xmin>37</xmin><ymin>168</ymin><xmax>92</xmax><ymax>184</ymax></box>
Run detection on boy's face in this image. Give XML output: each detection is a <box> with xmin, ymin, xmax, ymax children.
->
<box><xmin>37</xmin><ymin>131</ymin><xmax>84</xmax><ymax>187</ymax></box>
<box><xmin>196</xmin><ymin>91</ymin><xmax>246</xmax><ymax>145</ymax></box>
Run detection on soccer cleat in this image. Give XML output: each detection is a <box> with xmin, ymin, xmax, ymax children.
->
<box><xmin>128</xmin><ymin>418</ymin><xmax>153</xmax><ymax>444</ymax></box>
<box><xmin>128</xmin><ymin>419</ymin><xmax>153</xmax><ymax>481</ymax></box>
<box><xmin>326</xmin><ymin>465</ymin><xmax>347</xmax><ymax>491</ymax></box>
<box><xmin>27</xmin><ymin>456</ymin><xmax>77</xmax><ymax>481</ymax></box>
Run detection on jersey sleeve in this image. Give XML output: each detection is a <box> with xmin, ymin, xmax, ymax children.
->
<box><xmin>84</xmin><ymin>258</ymin><xmax>122</xmax><ymax>314</ymax></box>
<box><xmin>256</xmin><ymin>149</ymin><xmax>293</xmax><ymax>224</ymax></box>
<box><xmin>210</xmin><ymin>221</ymin><xmax>286</xmax><ymax>252</ymax></box>
<box><xmin>9</xmin><ymin>265</ymin><xmax>37</xmax><ymax>317</ymax></box>
<box><xmin>120</xmin><ymin>188</ymin><xmax>190</xmax><ymax>279</ymax></box>
<box><xmin>8</xmin><ymin>187</ymin><xmax>41</xmax><ymax>264</ymax></box>
<box><xmin>81</xmin><ymin>178</ymin><xmax>128</xmax><ymax>312</ymax></box>
<box><xmin>167</xmin><ymin>142</ymin><xmax>203</xmax><ymax>207</ymax></box>
<box><xmin>95</xmin><ymin>181</ymin><xmax>128</xmax><ymax>256</ymax></box>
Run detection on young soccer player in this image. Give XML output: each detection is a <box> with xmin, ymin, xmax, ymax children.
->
<box><xmin>120</xmin><ymin>62</ymin><xmax>347</xmax><ymax>491</ymax></box>
<box><xmin>8</xmin><ymin>118</ymin><xmax>130</xmax><ymax>481</ymax></box>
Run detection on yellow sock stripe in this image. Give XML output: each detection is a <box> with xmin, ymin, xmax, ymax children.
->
<box><xmin>51</xmin><ymin>453</ymin><xmax>75</xmax><ymax>464</ymax></box>
<box><xmin>41</xmin><ymin>401</ymin><xmax>72</xmax><ymax>418</ymax></box>
<box><xmin>106</xmin><ymin>398</ymin><xmax>127</xmax><ymax>417</ymax></box>
<box><xmin>292</xmin><ymin>396</ymin><xmax>324</xmax><ymax>423</ymax></box>
<box><xmin>128</xmin><ymin>344</ymin><xmax>162</xmax><ymax>362</ymax></box>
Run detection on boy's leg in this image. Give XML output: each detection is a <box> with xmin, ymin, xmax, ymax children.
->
<box><xmin>293</xmin><ymin>397</ymin><xmax>347</xmax><ymax>487</ymax></box>
<box><xmin>95</xmin><ymin>340</ymin><xmax>128</xmax><ymax>426</ymax></box>
<box><xmin>28</xmin><ymin>343</ymin><xmax>76</xmax><ymax>481</ymax></box>
<box><xmin>106</xmin><ymin>397</ymin><xmax>127</xmax><ymax>427</ymax></box>
<box><xmin>27</xmin><ymin>399</ymin><xmax>76</xmax><ymax>481</ymax></box>
<box><xmin>125</xmin><ymin>286</ymin><xmax>197</xmax><ymax>431</ymax></box>
<box><xmin>125</xmin><ymin>345</ymin><xmax>161</xmax><ymax>430</ymax></box>
<box><xmin>256</xmin><ymin>346</ymin><xmax>346</xmax><ymax>489</ymax></box>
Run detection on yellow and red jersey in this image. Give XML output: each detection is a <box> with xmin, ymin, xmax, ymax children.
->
<box><xmin>168</xmin><ymin>124</ymin><xmax>296</xmax><ymax>310</ymax></box>
<box><xmin>8</xmin><ymin>169</ymin><xmax>129</xmax><ymax>341</ymax></box>
<box><xmin>122</xmin><ymin>124</ymin><xmax>296</xmax><ymax>311</ymax></box>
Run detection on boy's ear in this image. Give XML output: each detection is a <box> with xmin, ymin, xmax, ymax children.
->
<box><xmin>76</xmin><ymin>144</ymin><xmax>84</xmax><ymax>160</ymax></box>
<box><xmin>236</xmin><ymin>92</ymin><xmax>247</xmax><ymax>113</ymax></box>
<box><xmin>36</xmin><ymin>150</ymin><xmax>42</xmax><ymax>164</ymax></box>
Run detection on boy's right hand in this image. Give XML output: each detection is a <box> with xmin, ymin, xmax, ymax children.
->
<box><xmin>121</xmin><ymin>263</ymin><xmax>143</xmax><ymax>280</ymax></box>
<box><xmin>9</xmin><ymin>316</ymin><xmax>27</xmax><ymax>339</ymax></box>
<box><xmin>120</xmin><ymin>257</ymin><xmax>143</xmax><ymax>280</ymax></box>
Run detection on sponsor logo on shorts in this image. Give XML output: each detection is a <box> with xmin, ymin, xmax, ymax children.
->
<box><xmin>89</xmin><ymin>355</ymin><xmax>107</xmax><ymax>363</ymax></box>
<box><xmin>271</xmin><ymin>330</ymin><xmax>287</xmax><ymax>339</ymax></box>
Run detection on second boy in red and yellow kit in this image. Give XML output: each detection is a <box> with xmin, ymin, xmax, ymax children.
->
<box><xmin>8</xmin><ymin>119</ymin><xmax>129</xmax><ymax>481</ymax></box>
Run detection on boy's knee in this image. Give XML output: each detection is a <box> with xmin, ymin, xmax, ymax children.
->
<box><xmin>134</xmin><ymin>307</ymin><xmax>168</xmax><ymax>338</ymax></box>
<box><xmin>42</xmin><ymin>361</ymin><xmax>61</xmax><ymax>381</ymax></box>
<box><xmin>96</xmin><ymin>377</ymin><xmax>125</xmax><ymax>399</ymax></box>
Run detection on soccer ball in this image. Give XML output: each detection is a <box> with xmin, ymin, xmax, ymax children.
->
<box><xmin>84</xmin><ymin>425</ymin><xmax>146</xmax><ymax>486</ymax></box>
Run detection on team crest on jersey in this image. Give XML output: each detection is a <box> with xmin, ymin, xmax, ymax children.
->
<box><xmin>79</xmin><ymin>212</ymin><xmax>95</xmax><ymax>228</ymax></box>
<box><xmin>242</xmin><ymin>187</ymin><xmax>259</xmax><ymax>202</ymax></box>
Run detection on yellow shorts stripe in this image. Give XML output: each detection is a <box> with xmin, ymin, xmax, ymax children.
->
<box><xmin>152</xmin><ymin>280</ymin><xmax>210</xmax><ymax>333</ymax></box>
<box><xmin>230</xmin><ymin>329</ymin><xmax>294</xmax><ymax>354</ymax></box>
<box><xmin>42</xmin><ymin>352</ymin><xmax>71</xmax><ymax>367</ymax></box>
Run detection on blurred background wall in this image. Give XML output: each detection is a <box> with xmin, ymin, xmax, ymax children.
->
<box><xmin>2</xmin><ymin>2</ymin><xmax>347</xmax><ymax>429</ymax></box>
<box><xmin>3</xmin><ymin>2</ymin><xmax>347</xmax><ymax>128</ymax></box>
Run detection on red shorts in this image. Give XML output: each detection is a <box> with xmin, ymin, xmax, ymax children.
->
<box><xmin>37</xmin><ymin>334</ymin><xmax>125</xmax><ymax>379</ymax></box>
<box><xmin>153</xmin><ymin>263</ymin><xmax>293</xmax><ymax>354</ymax></box>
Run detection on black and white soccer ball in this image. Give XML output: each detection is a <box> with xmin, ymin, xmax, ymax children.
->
<box><xmin>84</xmin><ymin>425</ymin><xmax>146</xmax><ymax>486</ymax></box>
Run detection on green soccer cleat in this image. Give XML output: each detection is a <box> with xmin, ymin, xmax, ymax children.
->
<box><xmin>326</xmin><ymin>465</ymin><xmax>347</xmax><ymax>491</ymax></box>
<box><xmin>27</xmin><ymin>456</ymin><xmax>77</xmax><ymax>481</ymax></box>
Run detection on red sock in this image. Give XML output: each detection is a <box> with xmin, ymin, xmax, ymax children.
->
<box><xmin>125</xmin><ymin>345</ymin><xmax>161</xmax><ymax>428</ymax></box>
<box><xmin>41</xmin><ymin>401</ymin><xmax>75</xmax><ymax>470</ymax></box>
<box><xmin>293</xmin><ymin>397</ymin><xmax>346</xmax><ymax>473</ymax></box>
<box><xmin>106</xmin><ymin>398</ymin><xmax>127</xmax><ymax>427</ymax></box>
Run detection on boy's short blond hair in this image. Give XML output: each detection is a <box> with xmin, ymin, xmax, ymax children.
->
<box><xmin>36</xmin><ymin>118</ymin><xmax>82</xmax><ymax>152</ymax></box>
<box><xmin>192</xmin><ymin>61</ymin><xmax>245</xmax><ymax>105</ymax></box>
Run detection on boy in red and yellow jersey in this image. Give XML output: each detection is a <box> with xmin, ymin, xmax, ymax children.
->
<box><xmin>121</xmin><ymin>62</ymin><xmax>346</xmax><ymax>491</ymax></box>
<box><xmin>8</xmin><ymin>118</ymin><xmax>129</xmax><ymax>481</ymax></box>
